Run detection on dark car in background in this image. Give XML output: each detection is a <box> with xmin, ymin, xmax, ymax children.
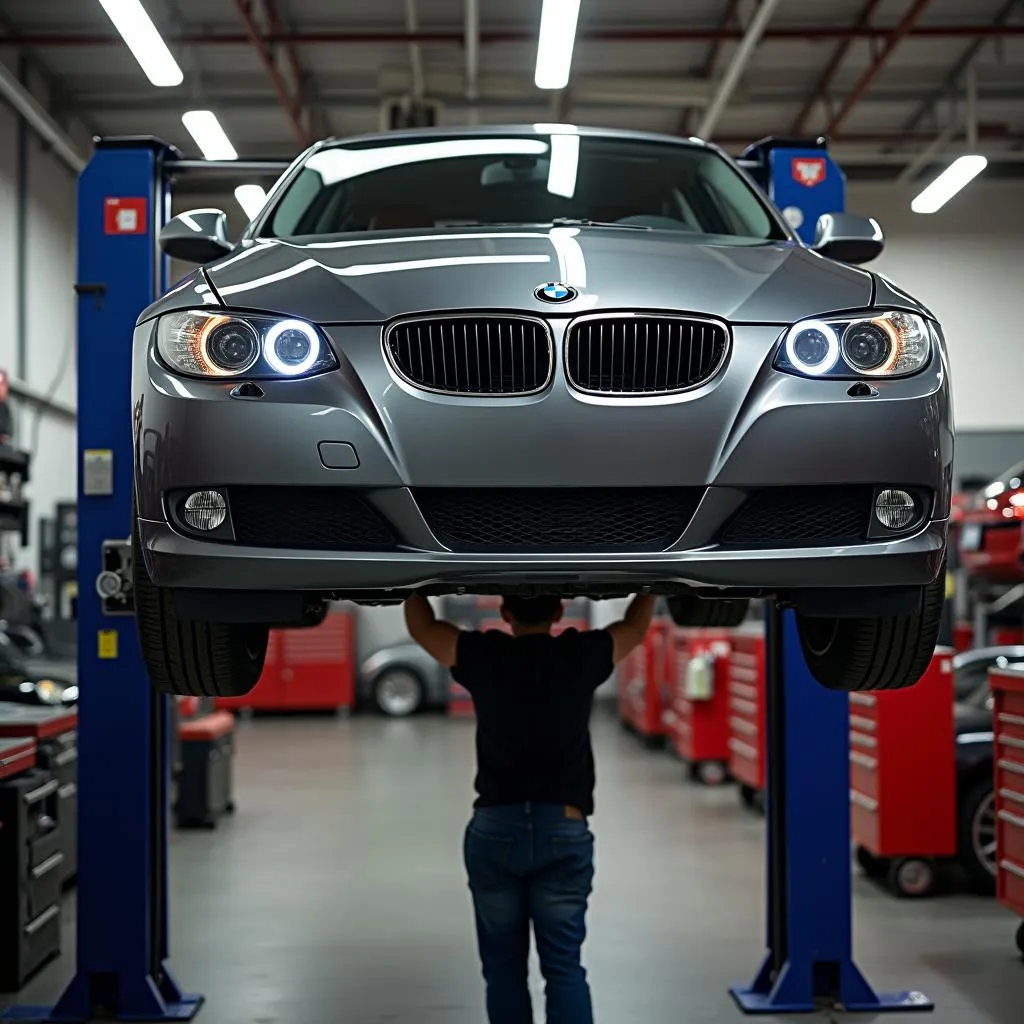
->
<box><xmin>954</xmin><ymin>676</ymin><xmax>999</xmax><ymax>891</ymax></box>
<box><xmin>959</xmin><ymin>460</ymin><xmax>1024</xmax><ymax>583</ymax></box>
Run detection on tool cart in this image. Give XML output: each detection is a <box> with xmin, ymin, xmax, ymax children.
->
<box><xmin>989</xmin><ymin>665</ymin><xmax>1024</xmax><ymax>957</ymax></box>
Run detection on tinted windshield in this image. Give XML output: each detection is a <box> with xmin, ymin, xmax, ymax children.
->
<box><xmin>259</xmin><ymin>133</ymin><xmax>786</xmax><ymax>242</ymax></box>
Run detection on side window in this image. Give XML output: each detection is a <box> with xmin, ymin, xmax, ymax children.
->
<box><xmin>696</xmin><ymin>154</ymin><xmax>774</xmax><ymax>239</ymax></box>
<box><xmin>268</xmin><ymin>169</ymin><xmax>325</xmax><ymax>236</ymax></box>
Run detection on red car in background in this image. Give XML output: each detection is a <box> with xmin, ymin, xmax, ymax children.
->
<box><xmin>959</xmin><ymin>460</ymin><xmax>1024</xmax><ymax>583</ymax></box>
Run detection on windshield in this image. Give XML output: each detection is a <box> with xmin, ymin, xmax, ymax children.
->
<box><xmin>258</xmin><ymin>133</ymin><xmax>787</xmax><ymax>243</ymax></box>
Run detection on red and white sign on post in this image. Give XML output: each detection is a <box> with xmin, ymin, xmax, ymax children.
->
<box><xmin>791</xmin><ymin>157</ymin><xmax>827</xmax><ymax>188</ymax></box>
<box><xmin>104</xmin><ymin>197</ymin><xmax>148</xmax><ymax>235</ymax></box>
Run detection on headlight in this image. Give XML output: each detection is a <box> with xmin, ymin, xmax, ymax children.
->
<box><xmin>156</xmin><ymin>310</ymin><xmax>337</xmax><ymax>379</ymax></box>
<box><xmin>775</xmin><ymin>311</ymin><xmax>931</xmax><ymax>379</ymax></box>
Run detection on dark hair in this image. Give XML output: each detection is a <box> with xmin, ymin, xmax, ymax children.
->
<box><xmin>502</xmin><ymin>596</ymin><xmax>564</xmax><ymax>627</ymax></box>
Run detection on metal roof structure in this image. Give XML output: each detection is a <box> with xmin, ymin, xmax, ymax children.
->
<box><xmin>0</xmin><ymin>0</ymin><xmax>1022</xmax><ymax>180</ymax></box>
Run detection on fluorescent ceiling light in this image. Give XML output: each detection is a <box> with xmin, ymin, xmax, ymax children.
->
<box><xmin>535</xmin><ymin>0</ymin><xmax>581</xmax><ymax>90</ymax></box>
<box><xmin>235</xmin><ymin>185</ymin><xmax>268</xmax><ymax>221</ymax></box>
<box><xmin>911</xmin><ymin>154</ymin><xmax>988</xmax><ymax>214</ymax></box>
<box><xmin>182</xmin><ymin>111</ymin><xmax>238</xmax><ymax>161</ymax></box>
<box><xmin>97</xmin><ymin>0</ymin><xmax>183</xmax><ymax>87</ymax></box>
<box><xmin>547</xmin><ymin>133</ymin><xmax>580</xmax><ymax>198</ymax></box>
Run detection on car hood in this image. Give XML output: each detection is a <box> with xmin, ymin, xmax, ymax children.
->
<box><xmin>192</xmin><ymin>227</ymin><xmax>877</xmax><ymax>325</ymax></box>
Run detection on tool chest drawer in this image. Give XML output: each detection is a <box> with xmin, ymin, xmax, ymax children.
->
<box><xmin>990</xmin><ymin>668</ymin><xmax>1024</xmax><ymax>920</ymax></box>
<box><xmin>0</xmin><ymin>766</ymin><xmax>63</xmax><ymax>990</ymax></box>
<box><xmin>727</xmin><ymin>630</ymin><xmax>766</xmax><ymax>791</ymax></box>
<box><xmin>849</xmin><ymin>649</ymin><xmax>956</xmax><ymax>859</ymax></box>
<box><xmin>618</xmin><ymin>618</ymin><xmax>670</xmax><ymax>740</ymax></box>
<box><xmin>668</xmin><ymin>629</ymin><xmax>732</xmax><ymax>770</ymax></box>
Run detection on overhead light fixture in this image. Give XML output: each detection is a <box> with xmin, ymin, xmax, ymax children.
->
<box><xmin>181</xmin><ymin>111</ymin><xmax>238</xmax><ymax>161</ymax></box>
<box><xmin>534</xmin><ymin>0</ymin><xmax>581</xmax><ymax>90</ymax></box>
<box><xmin>235</xmin><ymin>185</ymin><xmax>268</xmax><ymax>221</ymax></box>
<box><xmin>97</xmin><ymin>0</ymin><xmax>183</xmax><ymax>87</ymax></box>
<box><xmin>547</xmin><ymin>133</ymin><xmax>580</xmax><ymax>198</ymax></box>
<box><xmin>911</xmin><ymin>154</ymin><xmax>988</xmax><ymax>214</ymax></box>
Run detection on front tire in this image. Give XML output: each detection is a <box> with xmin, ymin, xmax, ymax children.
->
<box><xmin>795</xmin><ymin>570</ymin><xmax>945</xmax><ymax>692</ymax></box>
<box><xmin>132</xmin><ymin>507</ymin><xmax>268</xmax><ymax>697</ymax></box>
<box><xmin>667</xmin><ymin>595</ymin><xmax>750</xmax><ymax>629</ymax></box>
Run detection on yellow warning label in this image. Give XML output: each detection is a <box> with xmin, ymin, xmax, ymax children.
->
<box><xmin>98</xmin><ymin>630</ymin><xmax>118</xmax><ymax>659</ymax></box>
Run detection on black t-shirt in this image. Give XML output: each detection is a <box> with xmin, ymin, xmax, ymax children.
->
<box><xmin>451</xmin><ymin>628</ymin><xmax>615</xmax><ymax>816</ymax></box>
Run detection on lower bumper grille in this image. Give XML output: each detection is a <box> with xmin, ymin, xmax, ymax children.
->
<box><xmin>229</xmin><ymin>487</ymin><xmax>396</xmax><ymax>551</ymax></box>
<box><xmin>718</xmin><ymin>486</ymin><xmax>874</xmax><ymax>548</ymax></box>
<box><xmin>415</xmin><ymin>487</ymin><xmax>703</xmax><ymax>552</ymax></box>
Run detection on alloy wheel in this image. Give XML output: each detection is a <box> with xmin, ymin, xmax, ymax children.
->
<box><xmin>971</xmin><ymin>789</ymin><xmax>997</xmax><ymax>878</ymax></box>
<box><xmin>376</xmin><ymin>669</ymin><xmax>423</xmax><ymax>717</ymax></box>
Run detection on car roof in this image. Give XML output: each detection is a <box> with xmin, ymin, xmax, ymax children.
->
<box><xmin>317</xmin><ymin>123</ymin><xmax>712</xmax><ymax>153</ymax></box>
<box><xmin>953</xmin><ymin>645</ymin><xmax>1024</xmax><ymax>667</ymax></box>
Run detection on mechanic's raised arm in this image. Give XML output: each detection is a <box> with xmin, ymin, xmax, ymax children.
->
<box><xmin>605</xmin><ymin>594</ymin><xmax>657</xmax><ymax>665</ymax></box>
<box><xmin>404</xmin><ymin>593</ymin><xmax>462</xmax><ymax>669</ymax></box>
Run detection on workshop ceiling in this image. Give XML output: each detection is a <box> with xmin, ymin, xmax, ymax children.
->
<box><xmin>0</xmin><ymin>0</ymin><xmax>1022</xmax><ymax>180</ymax></box>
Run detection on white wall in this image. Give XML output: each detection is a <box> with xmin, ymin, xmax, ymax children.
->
<box><xmin>0</xmin><ymin>59</ymin><xmax>81</xmax><ymax>576</ymax></box>
<box><xmin>846</xmin><ymin>179</ymin><xmax>1024</xmax><ymax>432</ymax></box>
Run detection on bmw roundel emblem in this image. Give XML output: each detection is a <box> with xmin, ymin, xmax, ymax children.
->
<box><xmin>535</xmin><ymin>281</ymin><xmax>578</xmax><ymax>303</ymax></box>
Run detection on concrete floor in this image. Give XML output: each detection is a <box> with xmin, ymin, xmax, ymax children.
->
<box><xmin>6</xmin><ymin>708</ymin><xmax>1023</xmax><ymax>1023</ymax></box>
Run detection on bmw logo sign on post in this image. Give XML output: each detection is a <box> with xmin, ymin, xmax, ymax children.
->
<box><xmin>535</xmin><ymin>281</ymin><xmax>577</xmax><ymax>303</ymax></box>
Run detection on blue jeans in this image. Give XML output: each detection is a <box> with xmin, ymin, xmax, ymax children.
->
<box><xmin>464</xmin><ymin>803</ymin><xmax>595</xmax><ymax>1024</ymax></box>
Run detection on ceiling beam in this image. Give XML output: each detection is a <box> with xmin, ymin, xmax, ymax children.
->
<box><xmin>6</xmin><ymin>23</ymin><xmax>1024</xmax><ymax>48</ymax></box>
<box><xmin>900</xmin><ymin>0</ymin><xmax>1023</xmax><ymax>134</ymax></box>
<box><xmin>233</xmin><ymin>0</ymin><xmax>313</xmax><ymax>145</ymax></box>
<box><xmin>895</xmin><ymin>122</ymin><xmax>961</xmax><ymax>182</ymax></box>
<box><xmin>698</xmin><ymin>0</ymin><xmax>784</xmax><ymax>139</ymax></box>
<box><xmin>464</xmin><ymin>0</ymin><xmax>479</xmax><ymax>123</ymax></box>
<box><xmin>824</xmin><ymin>0</ymin><xmax>934</xmax><ymax>136</ymax></box>
<box><xmin>790</xmin><ymin>0</ymin><xmax>885</xmax><ymax>135</ymax></box>
<box><xmin>0</xmin><ymin>59</ymin><xmax>86</xmax><ymax>172</ymax></box>
<box><xmin>677</xmin><ymin>0</ymin><xmax>742</xmax><ymax>135</ymax></box>
<box><xmin>60</xmin><ymin>81</ymin><xmax>1024</xmax><ymax>115</ymax></box>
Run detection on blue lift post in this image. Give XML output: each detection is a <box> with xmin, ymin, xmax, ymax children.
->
<box><xmin>743</xmin><ymin>137</ymin><xmax>848</xmax><ymax>244</ymax></box>
<box><xmin>5</xmin><ymin>139</ymin><xmax>203</xmax><ymax>1022</ymax></box>
<box><xmin>730</xmin><ymin>607</ymin><xmax>934</xmax><ymax>1014</ymax></box>
<box><xmin>732</xmin><ymin>138</ymin><xmax>932</xmax><ymax>1015</ymax></box>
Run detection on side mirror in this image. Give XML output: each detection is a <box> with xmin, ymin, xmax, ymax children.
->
<box><xmin>159</xmin><ymin>209</ymin><xmax>232</xmax><ymax>264</ymax></box>
<box><xmin>811</xmin><ymin>212</ymin><xmax>884</xmax><ymax>265</ymax></box>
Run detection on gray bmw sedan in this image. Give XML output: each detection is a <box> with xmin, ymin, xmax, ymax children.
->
<box><xmin>131</xmin><ymin>125</ymin><xmax>952</xmax><ymax>698</ymax></box>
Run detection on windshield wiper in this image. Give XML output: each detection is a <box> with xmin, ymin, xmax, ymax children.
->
<box><xmin>549</xmin><ymin>217</ymin><xmax>654</xmax><ymax>230</ymax></box>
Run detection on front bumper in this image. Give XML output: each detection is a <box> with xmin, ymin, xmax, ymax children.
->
<box><xmin>133</xmin><ymin>317</ymin><xmax>953</xmax><ymax>597</ymax></box>
<box><xmin>141</xmin><ymin>515</ymin><xmax>947</xmax><ymax>594</ymax></box>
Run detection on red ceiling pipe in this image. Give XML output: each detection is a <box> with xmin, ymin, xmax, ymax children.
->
<box><xmin>5</xmin><ymin>24</ymin><xmax>1024</xmax><ymax>47</ymax></box>
<box><xmin>233</xmin><ymin>0</ymin><xmax>312</xmax><ymax>146</ymax></box>
<box><xmin>825</xmin><ymin>0</ymin><xmax>934</xmax><ymax>136</ymax></box>
<box><xmin>790</xmin><ymin>0</ymin><xmax>885</xmax><ymax>135</ymax></box>
<box><xmin>713</xmin><ymin>125</ymin><xmax>1022</xmax><ymax>146</ymax></box>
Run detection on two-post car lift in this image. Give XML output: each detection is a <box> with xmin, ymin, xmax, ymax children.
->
<box><xmin>5</xmin><ymin>135</ymin><xmax>932</xmax><ymax>1020</ymax></box>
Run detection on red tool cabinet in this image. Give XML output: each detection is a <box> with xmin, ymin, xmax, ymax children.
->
<box><xmin>617</xmin><ymin>618</ymin><xmax>671</xmax><ymax>745</ymax></box>
<box><xmin>668</xmin><ymin>628</ymin><xmax>733</xmax><ymax>783</ymax></box>
<box><xmin>726</xmin><ymin>628</ymin><xmax>766</xmax><ymax>805</ymax></box>
<box><xmin>849</xmin><ymin>648</ymin><xmax>957</xmax><ymax>897</ymax></box>
<box><xmin>989</xmin><ymin>667</ymin><xmax>1024</xmax><ymax>956</ymax></box>
<box><xmin>215</xmin><ymin>607</ymin><xmax>356</xmax><ymax>712</ymax></box>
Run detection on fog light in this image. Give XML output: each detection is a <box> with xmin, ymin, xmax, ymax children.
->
<box><xmin>183</xmin><ymin>490</ymin><xmax>227</xmax><ymax>531</ymax></box>
<box><xmin>874</xmin><ymin>489</ymin><xmax>916</xmax><ymax>530</ymax></box>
